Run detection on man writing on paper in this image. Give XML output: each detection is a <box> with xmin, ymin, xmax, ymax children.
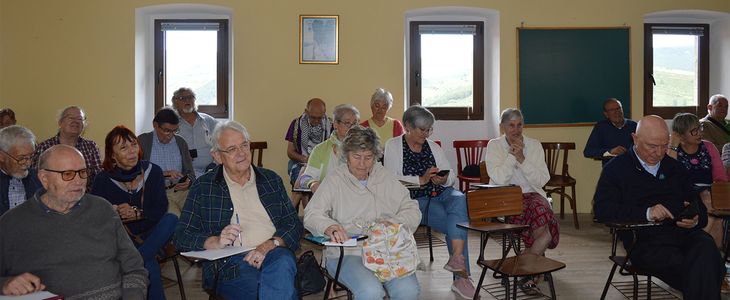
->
<box><xmin>584</xmin><ymin>98</ymin><xmax>637</xmax><ymax>165</ymax></box>
<box><xmin>175</xmin><ymin>121</ymin><xmax>302</xmax><ymax>300</ymax></box>
<box><xmin>0</xmin><ymin>145</ymin><xmax>148</xmax><ymax>298</ymax></box>
<box><xmin>594</xmin><ymin>116</ymin><xmax>724</xmax><ymax>298</ymax></box>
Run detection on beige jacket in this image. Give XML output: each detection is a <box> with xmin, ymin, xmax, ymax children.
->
<box><xmin>700</xmin><ymin>115</ymin><xmax>730</xmax><ymax>153</ymax></box>
<box><xmin>304</xmin><ymin>163</ymin><xmax>422</xmax><ymax>257</ymax></box>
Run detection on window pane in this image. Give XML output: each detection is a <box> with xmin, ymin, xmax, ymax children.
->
<box><xmin>420</xmin><ymin>34</ymin><xmax>473</xmax><ymax>107</ymax></box>
<box><xmin>652</xmin><ymin>34</ymin><xmax>699</xmax><ymax>107</ymax></box>
<box><xmin>165</xmin><ymin>30</ymin><xmax>218</xmax><ymax>106</ymax></box>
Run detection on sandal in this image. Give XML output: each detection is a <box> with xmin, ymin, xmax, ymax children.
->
<box><xmin>517</xmin><ymin>276</ymin><xmax>541</xmax><ymax>296</ymax></box>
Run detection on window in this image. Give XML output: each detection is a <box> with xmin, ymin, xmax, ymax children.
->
<box><xmin>154</xmin><ymin>19</ymin><xmax>229</xmax><ymax>118</ymax></box>
<box><xmin>409</xmin><ymin>21</ymin><xmax>484</xmax><ymax>120</ymax></box>
<box><xmin>644</xmin><ymin>23</ymin><xmax>709</xmax><ymax>118</ymax></box>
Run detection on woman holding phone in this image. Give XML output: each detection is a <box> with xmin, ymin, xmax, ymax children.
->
<box><xmin>91</xmin><ymin>125</ymin><xmax>178</xmax><ymax>300</ymax></box>
<box><xmin>383</xmin><ymin>106</ymin><xmax>475</xmax><ymax>299</ymax></box>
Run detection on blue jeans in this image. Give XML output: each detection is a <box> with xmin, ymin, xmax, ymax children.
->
<box><xmin>213</xmin><ymin>247</ymin><xmax>298</xmax><ymax>300</ymax></box>
<box><xmin>287</xmin><ymin>160</ymin><xmax>305</xmax><ymax>185</ymax></box>
<box><xmin>137</xmin><ymin>213</ymin><xmax>178</xmax><ymax>300</ymax></box>
<box><xmin>416</xmin><ymin>186</ymin><xmax>471</xmax><ymax>275</ymax></box>
<box><xmin>326</xmin><ymin>255</ymin><xmax>419</xmax><ymax>300</ymax></box>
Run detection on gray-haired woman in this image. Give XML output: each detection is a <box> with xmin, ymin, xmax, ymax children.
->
<box><xmin>360</xmin><ymin>88</ymin><xmax>405</xmax><ymax>146</ymax></box>
<box><xmin>305</xmin><ymin>126</ymin><xmax>421</xmax><ymax>300</ymax></box>
<box><xmin>383</xmin><ymin>105</ymin><xmax>476</xmax><ymax>299</ymax></box>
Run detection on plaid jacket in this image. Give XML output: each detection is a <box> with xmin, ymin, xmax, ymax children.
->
<box><xmin>174</xmin><ymin>164</ymin><xmax>302</xmax><ymax>282</ymax></box>
<box><xmin>32</xmin><ymin>134</ymin><xmax>103</xmax><ymax>189</ymax></box>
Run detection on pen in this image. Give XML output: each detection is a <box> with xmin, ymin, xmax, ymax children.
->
<box><xmin>236</xmin><ymin>213</ymin><xmax>242</xmax><ymax>247</ymax></box>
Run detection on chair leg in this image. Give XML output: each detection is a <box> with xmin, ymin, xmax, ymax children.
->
<box><xmin>559</xmin><ymin>188</ymin><xmax>565</xmax><ymax>219</ymax></box>
<box><xmin>511</xmin><ymin>276</ymin><xmax>517</xmax><ymax>300</ymax></box>
<box><xmin>646</xmin><ymin>276</ymin><xmax>652</xmax><ymax>300</ymax></box>
<box><xmin>473</xmin><ymin>266</ymin><xmax>489</xmax><ymax>300</ymax></box>
<box><xmin>571</xmin><ymin>185</ymin><xmax>579</xmax><ymax>229</ymax></box>
<box><xmin>172</xmin><ymin>255</ymin><xmax>186</xmax><ymax>300</ymax></box>
<box><xmin>632</xmin><ymin>273</ymin><xmax>639</xmax><ymax>300</ymax></box>
<box><xmin>546</xmin><ymin>273</ymin><xmax>557</xmax><ymax>300</ymax></box>
<box><xmin>600</xmin><ymin>263</ymin><xmax>618</xmax><ymax>300</ymax></box>
<box><xmin>427</xmin><ymin>226</ymin><xmax>434</xmax><ymax>262</ymax></box>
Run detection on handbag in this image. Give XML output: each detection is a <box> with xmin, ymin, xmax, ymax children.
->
<box><xmin>361</xmin><ymin>222</ymin><xmax>419</xmax><ymax>282</ymax></box>
<box><xmin>296</xmin><ymin>250</ymin><xmax>326</xmax><ymax>295</ymax></box>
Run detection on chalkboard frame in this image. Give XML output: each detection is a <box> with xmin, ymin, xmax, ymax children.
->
<box><xmin>517</xmin><ymin>27</ymin><xmax>631</xmax><ymax>127</ymax></box>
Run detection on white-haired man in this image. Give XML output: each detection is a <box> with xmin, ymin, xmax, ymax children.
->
<box><xmin>0</xmin><ymin>125</ymin><xmax>41</xmax><ymax>216</ymax></box>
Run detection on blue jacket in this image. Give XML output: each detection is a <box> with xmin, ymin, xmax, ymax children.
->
<box><xmin>0</xmin><ymin>169</ymin><xmax>41</xmax><ymax>215</ymax></box>
<box><xmin>174</xmin><ymin>164</ymin><xmax>302</xmax><ymax>283</ymax></box>
<box><xmin>584</xmin><ymin>119</ymin><xmax>637</xmax><ymax>164</ymax></box>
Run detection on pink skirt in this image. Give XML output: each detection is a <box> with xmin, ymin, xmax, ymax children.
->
<box><xmin>506</xmin><ymin>192</ymin><xmax>560</xmax><ymax>249</ymax></box>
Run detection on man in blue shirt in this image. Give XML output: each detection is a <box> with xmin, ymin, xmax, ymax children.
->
<box><xmin>584</xmin><ymin>98</ymin><xmax>637</xmax><ymax>165</ymax></box>
<box><xmin>172</xmin><ymin>88</ymin><xmax>218</xmax><ymax>177</ymax></box>
<box><xmin>0</xmin><ymin>125</ymin><xmax>41</xmax><ymax>216</ymax></box>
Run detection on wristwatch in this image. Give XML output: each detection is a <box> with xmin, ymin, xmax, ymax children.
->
<box><xmin>669</xmin><ymin>145</ymin><xmax>679</xmax><ymax>152</ymax></box>
<box><xmin>269</xmin><ymin>237</ymin><xmax>280</xmax><ymax>247</ymax></box>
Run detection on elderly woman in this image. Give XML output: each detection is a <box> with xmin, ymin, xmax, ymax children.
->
<box><xmin>484</xmin><ymin>108</ymin><xmax>559</xmax><ymax>292</ymax></box>
<box><xmin>305</xmin><ymin>126</ymin><xmax>421</xmax><ymax>300</ymax></box>
<box><xmin>90</xmin><ymin>125</ymin><xmax>178</xmax><ymax>300</ymax></box>
<box><xmin>668</xmin><ymin>113</ymin><xmax>729</xmax><ymax>247</ymax></box>
<box><xmin>299</xmin><ymin>104</ymin><xmax>360</xmax><ymax>193</ymax></box>
<box><xmin>360</xmin><ymin>88</ymin><xmax>405</xmax><ymax>146</ymax></box>
<box><xmin>383</xmin><ymin>105</ymin><xmax>476</xmax><ymax>299</ymax></box>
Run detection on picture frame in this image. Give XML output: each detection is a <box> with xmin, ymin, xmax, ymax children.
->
<box><xmin>299</xmin><ymin>15</ymin><xmax>339</xmax><ymax>64</ymax></box>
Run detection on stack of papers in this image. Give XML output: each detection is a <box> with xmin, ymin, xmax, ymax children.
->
<box><xmin>0</xmin><ymin>291</ymin><xmax>62</xmax><ymax>299</ymax></box>
<box><xmin>399</xmin><ymin>180</ymin><xmax>421</xmax><ymax>189</ymax></box>
<box><xmin>181</xmin><ymin>246</ymin><xmax>254</xmax><ymax>261</ymax></box>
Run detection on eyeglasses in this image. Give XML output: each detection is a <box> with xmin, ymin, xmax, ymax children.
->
<box><xmin>689</xmin><ymin>128</ymin><xmax>700</xmax><ymax>136</ymax></box>
<box><xmin>337</xmin><ymin>120</ymin><xmax>356</xmax><ymax>128</ymax></box>
<box><xmin>63</xmin><ymin>116</ymin><xmax>86</xmax><ymax>122</ymax></box>
<box><xmin>217</xmin><ymin>142</ymin><xmax>250</xmax><ymax>155</ymax></box>
<box><xmin>605</xmin><ymin>107</ymin><xmax>622</xmax><ymax>113</ymax></box>
<box><xmin>174</xmin><ymin>95</ymin><xmax>195</xmax><ymax>101</ymax></box>
<box><xmin>159</xmin><ymin>126</ymin><xmax>180</xmax><ymax>135</ymax></box>
<box><xmin>0</xmin><ymin>149</ymin><xmax>33</xmax><ymax>165</ymax></box>
<box><xmin>43</xmin><ymin>168</ymin><xmax>89</xmax><ymax>181</ymax></box>
<box><xmin>417</xmin><ymin>127</ymin><xmax>434</xmax><ymax>135</ymax></box>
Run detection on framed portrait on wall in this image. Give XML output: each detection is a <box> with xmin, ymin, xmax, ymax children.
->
<box><xmin>299</xmin><ymin>15</ymin><xmax>339</xmax><ymax>64</ymax></box>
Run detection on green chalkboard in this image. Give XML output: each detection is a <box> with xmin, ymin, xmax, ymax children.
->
<box><xmin>518</xmin><ymin>28</ymin><xmax>631</xmax><ymax>126</ymax></box>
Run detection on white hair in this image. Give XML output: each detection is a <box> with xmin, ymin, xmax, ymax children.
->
<box><xmin>209</xmin><ymin>120</ymin><xmax>251</xmax><ymax>152</ymax></box>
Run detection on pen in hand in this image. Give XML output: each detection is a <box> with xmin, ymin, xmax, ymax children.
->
<box><xmin>236</xmin><ymin>213</ymin><xmax>242</xmax><ymax>247</ymax></box>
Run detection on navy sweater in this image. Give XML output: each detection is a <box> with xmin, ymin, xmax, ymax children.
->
<box><xmin>584</xmin><ymin>119</ymin><xmax>637</xmax><ymax>162</ymax></box>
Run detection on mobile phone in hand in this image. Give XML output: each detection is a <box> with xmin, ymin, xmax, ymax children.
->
<box><xmin>436</xmin><ymin>169</ymin><xmax>450</xmax><ymax>177</ymax></box>
<box><xmin>177</xmin><ymin>175</ymin><xmax>189</xmax><ymax>184</ymax></box>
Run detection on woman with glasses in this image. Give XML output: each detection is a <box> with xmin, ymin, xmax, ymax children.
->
<box><xmin>383</xmin><ymin>105</ymin><xmax>476</xmax><ymax>299</ymax></box>
<box><xmin>299</xmin><ymin>104</ymin><xmax>360</xmax><ymax>194</ymax></box>
<box><xmin>360</xmin><ymin>88</ymin><xmax>405</xmax><ymax>146</ymax></box>
<box><xmin>668</xmin><ymin>113</ymin><xmax>729</xmax><ymax>248</ymax></box>
<box><xmin>91</xmin><ymin>125</ymin><xmax>178</xmax><ymax>300</ymax></box>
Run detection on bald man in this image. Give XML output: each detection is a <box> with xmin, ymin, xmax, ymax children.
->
<box><xmin>594</xmin><ymin>115</ymin><xmax>724</xmax><ymax>298</ymax></box>
<box><xmin>0</xmin><ymin>145</ymin><xmax>147</xmax><ymax>298</ymax></box>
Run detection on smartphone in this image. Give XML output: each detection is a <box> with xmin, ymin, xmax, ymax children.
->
<box><xmin>177</xmin><ymin>174</ymin><xmax>189</xmax><ymax>184</ymax></box>
<box><xmin>436</xmin><ymin>169</ymin><xmax>450</xmax><ymax>177</ymax></box>
<box><xmin>675</xmin><ymin>201</ymin><xmax>699</xmax><ymax>221</ymax></box>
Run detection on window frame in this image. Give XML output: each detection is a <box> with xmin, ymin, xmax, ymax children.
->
<box><xmin>154</xmin><ymin>19</ymin><xmax>229</xmax><ymax>118</ymax></box>
<box><xmin>408</xmin><ymin>21</ymin><xmax>484</xmax><ymax>121</ymax></box>
<box><xmin>643</xmin><ymin>23</ymin><xmax>709</xmax><ymax>119</ymax></box>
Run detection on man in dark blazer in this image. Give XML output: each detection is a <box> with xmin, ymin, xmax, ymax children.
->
<box><xmin>0</xmin><ymin>125</ymin><xmax>41</xmax><ymax>216</ymax></box>
<box><xmin>594</xmin><ymin>115</ymin><xmax>724</xmax><ymax>298</ymax></box>
<box><xmin>138</xmin><ymin>107</ymin><xmax>195</xmax><ymax>216</ymax></box>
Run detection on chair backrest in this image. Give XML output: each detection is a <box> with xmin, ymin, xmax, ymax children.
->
<box><xmin>465</xmin><ymin>186</ymin><xmax>523</xmax><ymax>226</ymax></box>
<box><xmin>433</xmin><ymin>140</ymin><xmax>442</xmax><ymax>146</ymax></box>
<box><xmin>250</xmin><ymin>141</ymin><xmax>268</xmax><ymax>167</ymax></box>
<box><xmin>712</xmin><ymin>181</ymin><xmax>730</xmax><ymax>210</ymax></box>
<box><xmin>541</xmin><ymin>142</ymin><xmax>576</xmax><ymax>176</ymax></box>
<box><xmin>453</xmin><ymin>140</ymin><xmax>489</xmax><ymax>178</ymax></box>
<box><xmin>479</xmin><ymin>161</ymin><xmax>490</xmax><ymax>183</ymax></box>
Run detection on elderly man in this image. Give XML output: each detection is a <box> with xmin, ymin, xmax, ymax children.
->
<box><xmin>0</xmin><ymin>126</ymin><xmax>41</xmax><ymax>216</ymax></box>
<box><xmin>31</xmin><ymin>106</ymin><xmax>102</xmax><ymax>189</ymax></box>
<box><xmin>284</xmin><ymin>98</ymin><xmax>333</xmax><ymax>185</ymax></box>
<box><xmin>0</xmin><ymin>108</ymin><xmax>16</xmax><ymax>129</ymax></box>
<box><xmin>172</xmin><ymin>87</ymin><xmax>218</xmax><ymax>177</ymax></box>
<box><xmin>584</xmin><ymin>98</ymin><xmax>637</xmax><ymax>165</ymax></box>
<box><xmin>0</xmin><ymin>145</ymin><xmax>148</xmax><ymax>298</ymax></box>
<box><xmin>139</xmin><ymin>107</ymin><xmax>195</xmax><ymax>216</ymax></box>
<box><xmin>175</xmin><ymin>121</ymin><xmax>302</xmax><ymax>299</ymax></box>
<box><xmin>594</xmin><ymin>115</ymin><xmax>724</xmax><ymax>298</ymax></box>
<box><xmin>700</xmin><ymin>94</ymin><xmax>730</xmax><ymax>152</ymax></box>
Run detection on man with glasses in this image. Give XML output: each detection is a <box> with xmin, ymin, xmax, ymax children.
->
<box><xmin>0</xmin><ymin>145</ymin><xmax>148</xmax><ymax>298</ymax></box>
<box><xmin>175</xmin><ymin>120</ymin><xmax>301</xmax><ymax>299</ymax></box>
<box><xmin>700</xmin><ymin>94</ymin><xmax>730</xmax><ymax>152</ymax></box>
<box><xmin>139</xmin><ymin>107</ymin><xmax>195</xmax><ymax>216</ymax></box>
<box><xmin>31</xmin><ymin>106</ymin><xmax>102</xmax><ymax>188</ymax></box>
<box><xmin>584</xmin><ymin>98</ymin><xmax>638</xmax><ymax>165</ymax></box>
<box><xmin>171</xmin><ymin>87</ymin><xmax>218</xmax><ymax>177</ymax></box>
<box><xmin>0</xmin><ymin>125</ymin><xmax>41</xmax><ymax>216</ymax></box>
<box><xmin>284</xmin><ymin>98</ymin><xmax>333</xmax><ymax>186</ymax></box>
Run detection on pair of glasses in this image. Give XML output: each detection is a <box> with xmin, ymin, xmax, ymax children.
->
<box><xmin>218</xmin><ymin>142</ymin><xmax>250</xmax><ymax>155</ymax></box>
<box><xmin>689</xmin><ymin>128</ymin><xmax>700</xmax><ymax>136</ymax></box>
<box><xmin>0</xmin><ymin>149</ymin><xmax>33</xmax><ymax>165</ymax></box>
<box><xmin>160</xmin><ymin>127</ymin><xmax>180</xmax><ymax>134</ymax></box>
<box><xmin>174</xmin><ymin>95</ymin><xmax>195</xmax><ymax>101</ymax></box>
<box><xmin>64</xmin><ymin>116</ymin><xmax>86</xmax><ymax>122</ymax></box>
<box><xmin>418</xmin><ymin>127</ymin><xmax>434</xmax><ymax>135</ymax></box>
<box><xmin>337</xmin><ymin>120</ymin><xmax>356</xmax><ymax>128</ymax></box>
<box><xmin>43</xmin><ymin>168</ymin><xmax>89</xmax><ymax>181</ymax></box>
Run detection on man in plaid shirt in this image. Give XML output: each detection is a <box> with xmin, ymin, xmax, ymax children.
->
<box><xmin>175</xmin><ymin>120</ymin><xmax>302</xmax><ymax>300</ymax></box>
<box><xmin>31</xmin><ymin>106</ymin><xmax>102</xmax><ymax>189</ymax></box>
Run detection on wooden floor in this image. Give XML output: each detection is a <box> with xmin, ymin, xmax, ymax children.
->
<box><xmin>160</xmin><ymin>214</ymin><xmax>728</xmax><ymax>299</ymax></box>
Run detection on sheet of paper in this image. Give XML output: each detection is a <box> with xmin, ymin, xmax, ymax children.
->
<box><xmin>181</xmin><ymin>246</ymin><xmax>254</xmax><ymax>261</ymax></box>
<box><xmin>471</xmin><ymin>183</ymin><xmax>513</xmax><ymax>189</ymax></box>
<box><xmin>306</xmin><ymin>235</ymin><xmax>362</xmax><ymax>247</ymax></box>
<box><xmin>323</xmin><ymin>238</ymin><xmax>358</xmax><ymax>247</ymax></box>
<box><xmin>0</xmin><ymin>291</ymin><xmax>61</xmax><ymax>300</ymax></box>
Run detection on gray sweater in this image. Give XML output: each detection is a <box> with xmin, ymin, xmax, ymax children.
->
<box><xmin>0</xmin><ymin>191</ymin><xmax>148</xmax><ymax>299</ymax></box>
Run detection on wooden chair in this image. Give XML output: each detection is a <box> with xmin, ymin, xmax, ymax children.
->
<box><xmin>710</xmin><ymin>181</ymin><xmax>730</xmax><ymax>263</ymax></box>
<box><xmin>250</xmin><ymin>141</ymin><xmax>268</xmax><ymax>167</ymax></box>
<box><xmin>479</xmin><ymin>161</ymin><xmax>490</xmax><ymax>183</ymax></box>
<box><xmin>542</xmin><ymin>142</ymin><xmax>579</xmax><ymax>229</ymax></box>
<box><xmin>157</xmin><ymin>242</ymin><xmax>186</xmax><ymax>300</ymax></box>
<box><xmin>453</xmin><ymin>140</ymin><xmax>490</xmax><ymax>192</ymax></box>
<box><xmin>457</xmin><ymin>186</ymin><xmax>565</xmax><ymax>300</ymax></box>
